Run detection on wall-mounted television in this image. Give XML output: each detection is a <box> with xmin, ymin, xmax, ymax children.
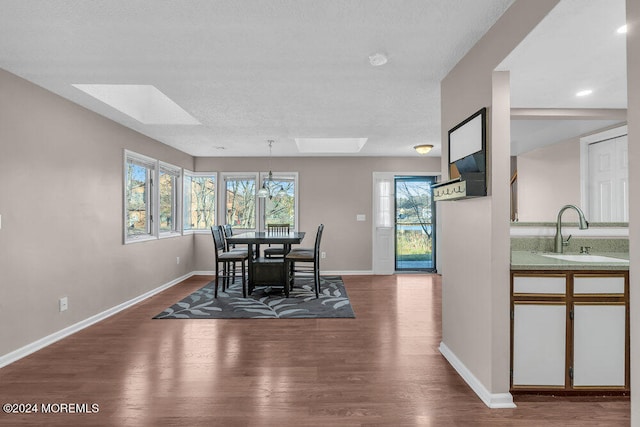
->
<box><xmin>448</xmin><ymin>107</ymin><xmax>486</xmax><ymax>179</ymax></box>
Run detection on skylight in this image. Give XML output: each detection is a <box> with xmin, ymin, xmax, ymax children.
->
<box><xmin>294</xmin><ymin>138</ymin><xmax>368</xmax><ymax>153</ymax></box>
<box><xmin>72</xmin><ymin>84</ymin><xmax>200</xmax><ymax>125</ymax></box>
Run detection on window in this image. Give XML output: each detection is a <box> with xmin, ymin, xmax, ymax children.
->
<box><xmin>261</xmin><ymin>172</ymin><xmax>298</xmax><ymax>229</ymax></box>
<box><xmin>183</xmin><ymin>171</ymin><xmax>217</xmax><ymax>232</ymax></box>
<box><xmin>124</xmin><ymin>150</ymin><xmax>182</xmax><ymax>243</ymax></box>
<box><xmin>223</xmin><ymin>174</ymin><xmax>257</xmax><ymax>229</ymax></box>
<box><xmin>159</xmin><ymin>163</ymin><xmax>181</xmax><ymax>234</ymax></box>
<box><xmin>125</xmin><ymin>152</ymin><xmax>155</xmax><ymax>241</ymax></box>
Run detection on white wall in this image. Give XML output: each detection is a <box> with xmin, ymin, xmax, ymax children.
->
<box><xmin>626</xmin><ymin>0</ymin><xmax>639</xmax><ymax>423</ymax></box>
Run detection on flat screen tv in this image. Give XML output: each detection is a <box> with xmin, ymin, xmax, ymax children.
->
<box><xmin>448</xmin><ymin>107</ymin><xmax>486</xmax><ymax>178</ymax></box>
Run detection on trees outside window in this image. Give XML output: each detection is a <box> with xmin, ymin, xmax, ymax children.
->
<box><xmin>159</xmin><ymin>163</ymin><xmax>180</xmax><ymax>233</ymax></box>
<box><xmin>263</xmin><ymin>175</ymin><xmax>296</xmax><ymax>228</ymax></box>
<box><xmin>125</xmin><ymin>152</ymin><xmax>155</xmax><ymax>241</ymax></box>
<box><xmin>183</xmin><ymin>172</ymin><xmax>216</xmax><ymax>232</ymax></box>
<box><xmin>225</xmin><ymin>175</ymin><xmax>257</xmax><ymax>229</ymax></box>
<box><xmin>124</xmin><ymin>150</ymin><xmax>181</xmax><ymax>243</ymax></box>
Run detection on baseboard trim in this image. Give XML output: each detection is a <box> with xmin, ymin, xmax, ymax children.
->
<box><xmin>0</xmin><ymin>272</ymin><xmax>194</xmax><ymax>369</ymax></box>
<box><xmin>323</xmin><ymin>270</ymin><xmax>374</xmax><ymax>276</ymax></box>
<box><xmin>439</xmin><ymin>342</ymin><xmax>516</xmax><ymax>409</ymax></box>
<box><xmin>192</xmin><ymin>270</ymin><xmax>214</xmax><ymax>276</ymax></box>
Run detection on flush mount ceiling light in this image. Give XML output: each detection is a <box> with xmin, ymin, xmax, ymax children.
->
<box><xmin>295</xmin><ymin>137</ymin><xmax>368</xmax><ymax>153</ymax></box>
<box><xmin>414</xmin><ymin>144</ymin><xmax>434</xmax><ymax>155</ymax></box>
<box><xmin>617</xmin><ymin>24</ymin><xmax>628</xmax><ymax>34</ymax></box>
<box><xmin>368</xmin><ymin>53</ymin><xmax>388</xmax><ymax>67</ymax></box>
<box><xmin>576</xmin><ymin>89</ymin><xmax>593</xmax><ymax>97</ymax></box>
<box><xmin>72</xmin><ymin>84</ymin><xmax>200</xmax><ymax>125</ymax></box>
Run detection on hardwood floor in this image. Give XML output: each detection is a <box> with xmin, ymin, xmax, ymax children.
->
<box><xmin>0</xmin><ymin>274</ymin><xmax>629</xmax><ymax>426</ymax></box>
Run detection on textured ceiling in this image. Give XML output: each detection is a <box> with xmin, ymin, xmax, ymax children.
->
<box><xmin>0</xmin><ymin>0</ymin><xmax>628</xmax><ymax>157</ymax></box>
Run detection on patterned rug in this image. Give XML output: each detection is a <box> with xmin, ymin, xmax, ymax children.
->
<box><xmin>154</xmin><ymin>276</ymin><xmax>355</xmax><ymax>319</ymax></box>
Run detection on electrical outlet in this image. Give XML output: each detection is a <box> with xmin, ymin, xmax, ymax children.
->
<box><xmin>59</xmin><ymin>297</ymin><xmax>68</xmax><ymax>312</ymax></box>
<box><xmin>321</xmin><ymin>252</ymin><xmax>326</xmax><ymax>259</ymax></box>
<box><xmin>176</xmin><ymin>256</ymin><xmax>180</xmax><ymax>264</ymax></box>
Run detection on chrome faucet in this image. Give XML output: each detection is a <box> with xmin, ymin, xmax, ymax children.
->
<box><xmin>554</xmin><ymin>205</ymin><xmax>589</xmax><ymax>253</ymax></box>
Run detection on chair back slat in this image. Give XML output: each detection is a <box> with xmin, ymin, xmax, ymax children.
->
<box><xmin>267</xmin><ymin>223</ymin><xmax>290</xmax><ymax>234</ymax></box>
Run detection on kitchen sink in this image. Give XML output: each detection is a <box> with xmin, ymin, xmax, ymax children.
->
<box><xmin>541</xmin><ymin>254</ymin><xmax>629</xmax><ymax>263</ymax></box>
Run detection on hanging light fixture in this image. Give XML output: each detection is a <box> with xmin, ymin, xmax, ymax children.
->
<box><xmin>414</xmin><ymin>144</ymin><xmax>434</xmax><ymax>155</ymax></box>
<box><xmin>258</xmin><ymin>140</ymin><xmax>287</xmax><ymax>199</ymax></box>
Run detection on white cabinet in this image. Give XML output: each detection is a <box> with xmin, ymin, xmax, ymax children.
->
<box><xmin>573</xmin><ymin>304</ymin><xmax>626</xmax><ymax>387</ymax></box>
<box><xmin>511</xmin><ymin>271</ymin><xmax>629</xmax><ymax>393</ymax></box>
<box><xmin>512</xmin><ymin>303</ymin><xmax>566</xmax><ymax>387</ymax></box>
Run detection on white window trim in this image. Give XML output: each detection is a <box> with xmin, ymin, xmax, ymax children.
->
<box><xmin>124</xmin><ymin>150</ymin><xmax>183</xmax><ymax>244</ymax></box>
<box><xmin>183</xmin><ymin>170</ymin><xmax>217</xmax><ymax>235</ymax></box>
<box><xmin>159</xmin><ymin>161</ymin><xmax>182</xmax><ymax>239</ymax></box>
<box><xmin>258</xmin><ymin>171</ymin><xmax>299</xmax><ymax>231</ymax></box>
<box><xmin>124</xmin><ymin>150</ymin><xmax>156</xmax><ymax>244</ymax></box>
<box><xmin>220</xmin><ymin>172</ymin><xmax>260</xmax><ymax>231</ymax></box>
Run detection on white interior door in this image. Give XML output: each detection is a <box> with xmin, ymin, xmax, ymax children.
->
<box><xmin>372</xmin><ymin>172</ymin><xmax>395</xmax><ymax>274</ymax></box>
<box><xmin>588</xmin><ymin>134</ymin><xmax>628</xmax><ymax>222</ymax></box>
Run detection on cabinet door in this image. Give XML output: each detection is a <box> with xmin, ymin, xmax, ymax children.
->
<box><xmin>513</xmin><ymin>303</ymin><xmax>566</xmax><ymax>387</ymax></box>
<box><xmin>573</xmin><ymin>304</ymin><xmax>626</xmax><ymax>387</ymax></box>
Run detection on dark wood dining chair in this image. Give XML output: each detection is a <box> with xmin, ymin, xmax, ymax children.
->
<box><xmin>211</xmin><ymin>226</ymin><xmax>248</xmax><ymax>298</ymax></box>
<box><xmin>264</xmin><ymin>223</ymin><xmax>290</xmax><ymax>258</ymax></box>
<box><xmin>285</xmin><ymin>224</ymin><xmax>324</xmax><ymax>298</ymax></box>
<box><xmin>222</xmin><ymin>224</ymin><xmax>249</xmax><ymax>257</ymax></box>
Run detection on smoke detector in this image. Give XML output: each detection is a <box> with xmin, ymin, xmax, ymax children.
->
<box><xmin>368</xmin><ymin>53</ymin><xmax>388</xmax><ymax>67</ymax></box>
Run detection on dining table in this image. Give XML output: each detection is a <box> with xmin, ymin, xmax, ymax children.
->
<box><xmin>225</xmin><ymin>230</ymin><xmax>306</xmax><ymax>296</ymax></box>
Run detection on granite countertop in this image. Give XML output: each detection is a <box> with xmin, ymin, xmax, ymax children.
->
<box><xmin>511</xmin><ymin>251</ymin><xmax>629</xmax><ymax>271</ymax></box>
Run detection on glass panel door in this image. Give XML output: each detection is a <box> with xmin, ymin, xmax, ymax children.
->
<box><xmin>395</xmin><ymin>176</ymin><xmax>436</xmax><ymax>271</ymax></box>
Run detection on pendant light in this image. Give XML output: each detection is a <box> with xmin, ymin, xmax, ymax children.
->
<box><xmin>258</xmin><ymin>140</ymin><xmax>286</xmax><ymax>199</ymax></box>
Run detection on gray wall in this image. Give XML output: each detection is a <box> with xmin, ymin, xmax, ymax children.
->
<box><xmin>517</xmin><ymin>137</ymin><xmax>581</xmax><ymax>222</ymax></box>
<box><xmin>193</xmin><ymin>156</ymin><xmax>440</xmax><ymax>272</ymax></box>
<box><xmin>0</xmin><ymin>69</ymin><xmax>196</xmax><ymax>357</ymax></box>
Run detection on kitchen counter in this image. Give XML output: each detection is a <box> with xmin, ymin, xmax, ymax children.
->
<box><xmin>511</xmin><ymin>251</ymin><xmax>629</xmax><ymax>271</ymax></box>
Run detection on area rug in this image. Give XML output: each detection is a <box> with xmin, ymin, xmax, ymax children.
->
<box><xmin>154</xmin><ymin>276</ymin><xmax>355</xmax><ymax>319</ymax></box>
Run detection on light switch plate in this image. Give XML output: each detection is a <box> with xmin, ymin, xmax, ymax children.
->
<box><xmin>356</xmin><ymin>214</ymin><xmax>366</xmax><ymax>221</ymax></box>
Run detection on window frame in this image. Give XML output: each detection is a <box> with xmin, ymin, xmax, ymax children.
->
<box><xmin>221</xmin><ymin>172</ymin><xmax>259</xmax><ymax>231</ymax></box>
<box><xmin>123</xmin><ymin>150</ymin><xmax>182</xmax><ymax>244</ymax></box>
<box><xmin>124</xmin><ymin>150</ymin><xmax>156</xmax><ymax>244</ymax></box>
<box><xmin>182</xmin><ymin>170</ymin><xmax>217</xmax><ymax>234</ymax></box>
<box><xmin>258</xmin><ymin>171</ymin><xmax>299</xmax><ymax>231</ymax></box>
<box><xmin>158</xmin><ymin>161</ymin><xmax>182</xmax><ymax>238</ymax></box>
